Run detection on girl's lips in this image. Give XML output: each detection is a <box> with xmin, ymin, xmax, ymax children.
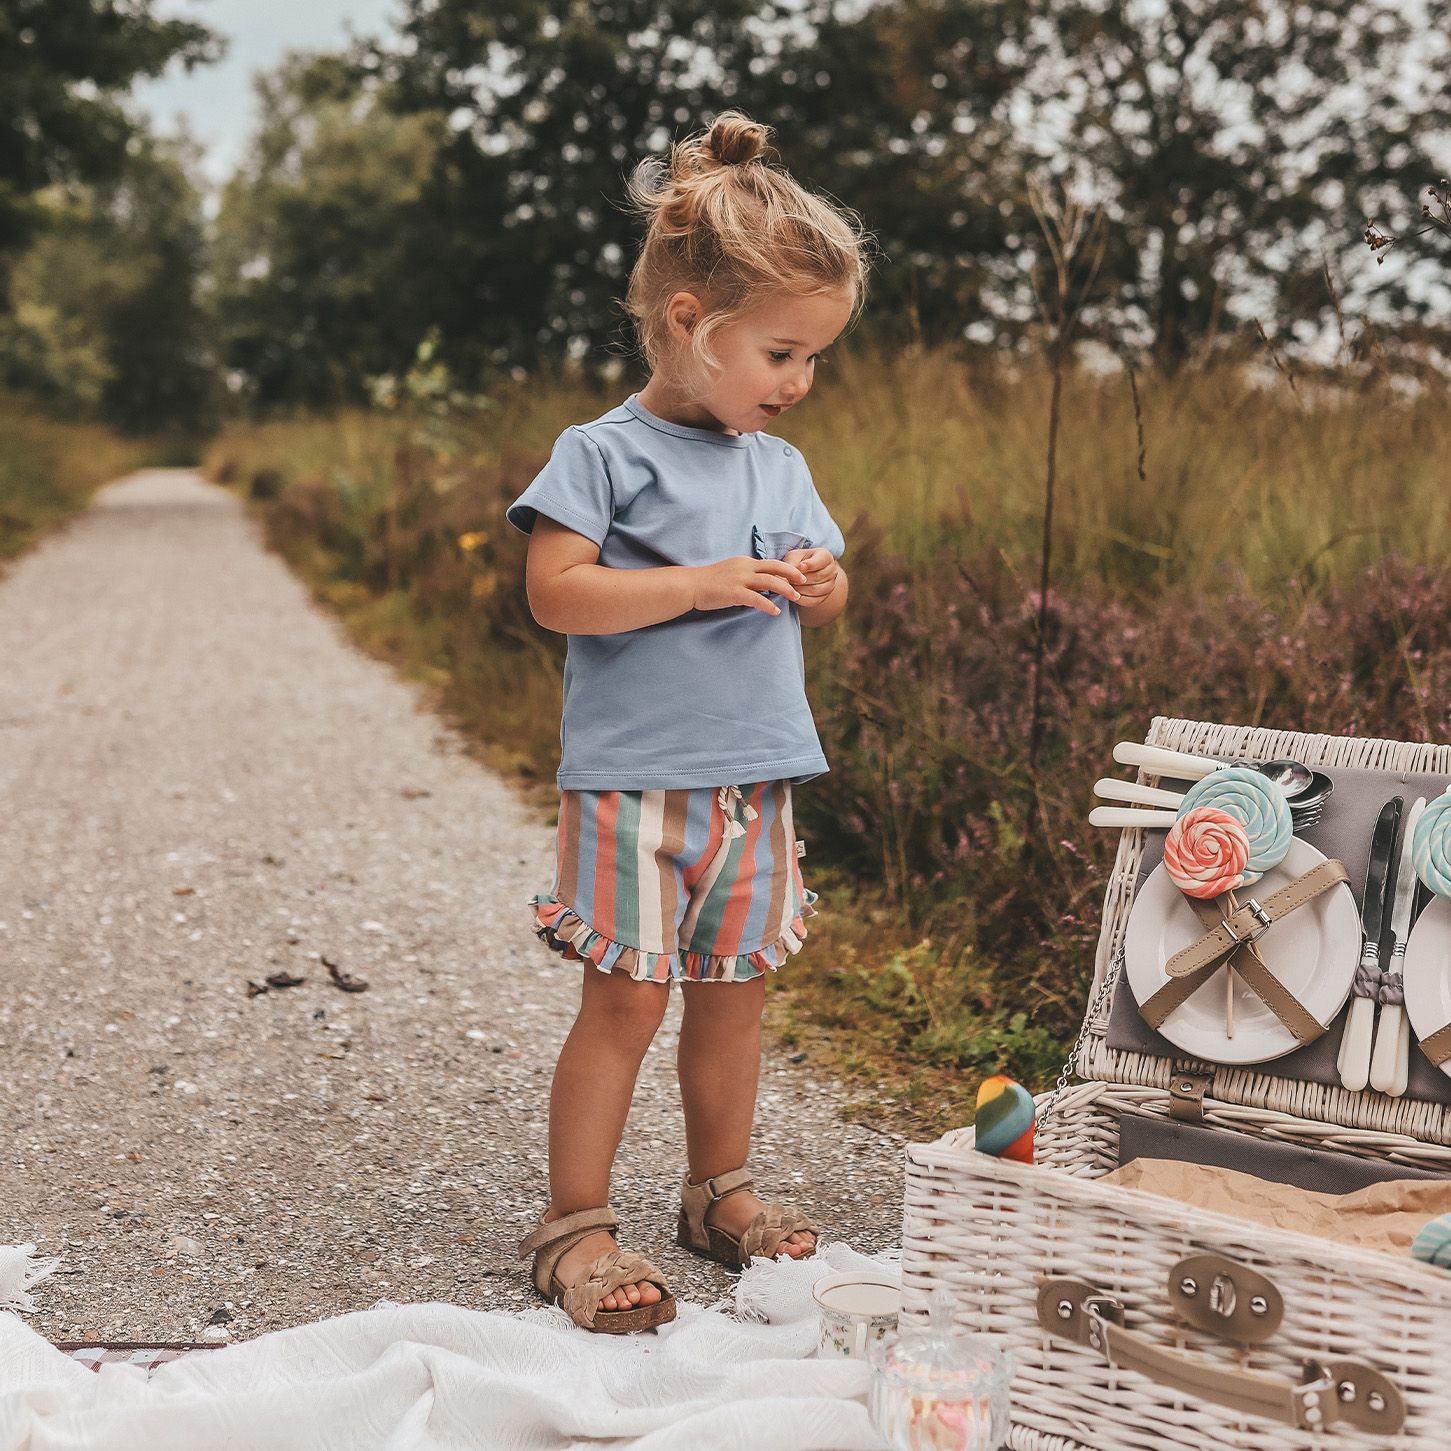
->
<box><xmin>760</xmin><ymin>403</ymin><xmax>783</xmax><ymax>415</ymax></box>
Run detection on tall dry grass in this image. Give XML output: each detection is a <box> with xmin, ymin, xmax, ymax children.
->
<box><xmin>208</xmin><ymin>350</ymin><xmax>1451</xmax><ymax>601</ymax></box>
<box><xmin>0</xmin><ymin>395</ymin><xmax>148</xmax><ymax>563</ymax></box>
<box><xmin>792</xmin><ymin>346</ymin><xmax>1451</xmax><ymax>597</ymax></box>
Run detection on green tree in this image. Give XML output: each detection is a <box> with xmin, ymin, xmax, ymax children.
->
<box><xmin>375</xmin><ymin>0</ymin><xmax>781</xmax><ymax>377</ymax></box>
<box><xmin>1012</xmin><ymin>0</ymin><xmax>1451</xmax><ymax>366</ymax></box>
<box><xmin>220</xmin><ymin>0</ymin><xmax>1451</xmax><ymax>391</ymax></box>
<box><xmin>0</xmin><ymin>132</ymin><xmax>215</xmax><ymax>430</ymax></box>
<box><xmin>736</xmin><ymin>0</ymin><xmax>1037</xmax><ymax>351</ymax></box>
<box><xmin>212</xmin><ymin>53</ymin><xmax>448</xmax><ymax>409</ymax></box>
<box><xmin>0</xmin><ymin>0</ymin><xmax>219</xmax><ymax>257</ymax></box>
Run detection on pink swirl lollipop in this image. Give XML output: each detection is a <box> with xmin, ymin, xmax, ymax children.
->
<box><xmin>1164</xmin><ymin>806</ymin><xmax>1252</xmax><ymax>899</ymax></box>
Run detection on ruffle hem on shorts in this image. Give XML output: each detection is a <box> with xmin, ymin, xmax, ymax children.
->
<box><xmin>528</xmin><ymin>893</ymin><xmax>818</xmax><ymax>984</ymax></box>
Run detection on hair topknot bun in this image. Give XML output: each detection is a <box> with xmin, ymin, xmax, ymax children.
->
<box><xmin>656</xmin><ymin>111</ymin><xmax>771</xmax><ymax>192</ymax></box>
<box><xmin>703</xmin><ymin>112</ymin><xmax>770</xmax><ymax>168</ymax></box>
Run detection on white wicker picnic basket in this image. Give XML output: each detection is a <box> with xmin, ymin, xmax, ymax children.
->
<box><xmin>901</xmin><ymin>717</ymin><xmax>1451</xmax><ymax>1450</ymax></box>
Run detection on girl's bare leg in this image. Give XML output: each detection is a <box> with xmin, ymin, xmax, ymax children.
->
<box><xmin>676</xmin><ymin>974</ymin><xmax>815</xmax><ymax>1256</ymax></box>
<box><xmin>544</xmin><ymin>964</ymin><xmax>670</xmax><ymax>1308</ymax></box>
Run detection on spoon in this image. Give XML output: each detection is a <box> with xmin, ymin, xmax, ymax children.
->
<box><xmin>1248</xmin><ymin>760</ymin><xmax>1334</xmax><ymax>825</ymax></box>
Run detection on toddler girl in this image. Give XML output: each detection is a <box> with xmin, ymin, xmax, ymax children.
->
<box><xmin>506</xmin><ymin>111</ymin><xmax>870</xmax><ymax>1334</ymax></box>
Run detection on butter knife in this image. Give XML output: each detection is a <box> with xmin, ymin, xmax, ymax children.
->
<box><xmin>1396</xmin><ymin>877</ymin><xmax>1434</xmax><ymax>1095</ymax></box>
<box><xmin>1338</xmin><ymin>797</ymin><xmax>1402</xmax><ymax>1091</ymax></box>
<box><xmin>1371</xmin><ymin>796</ymin><xmax>1425</xmax><ymax>1095</ymax></box>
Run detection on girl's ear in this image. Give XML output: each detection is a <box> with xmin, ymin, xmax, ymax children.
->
<box><xmin>665</xmin><ymin>291</ymin><xmax>700</xmax><ymax>341</ymax></box>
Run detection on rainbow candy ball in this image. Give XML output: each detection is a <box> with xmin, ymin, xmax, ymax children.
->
<box><xmin>975</xmin><ymin>1074</ymin><xmax>1035</xmax><ymax>1164</ymax></box>
<box><xmin>1413</xmin><ymin>791</ymin><xmax>1451</xmax><ymax>899</ymax></box>
<box><xmin>1177</xmin><ymin>766</ymin><xmax>1293</xmax><ymax>881</ymax></box>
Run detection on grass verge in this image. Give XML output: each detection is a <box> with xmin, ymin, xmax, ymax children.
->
<box><xmin>0</xmin><ymin>397</ymin><xmax>152</xmax><ymax>566</ymax></box>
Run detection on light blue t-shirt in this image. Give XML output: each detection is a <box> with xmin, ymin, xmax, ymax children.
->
<box><xmin>506</xmin><ymin>392</ymin><xmax>845</xmax><ymax>792</ymax></box>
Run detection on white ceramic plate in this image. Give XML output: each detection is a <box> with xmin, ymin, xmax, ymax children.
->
<box><xmin>1124</xmin><ymin>836</ymin><xmax>1361</xmax><ymax>1065</ymax></box>
<box><xmin>1402</xmin><ymin>896</ymin><xmax>1451</xmax><ymax>1080</ymax></box>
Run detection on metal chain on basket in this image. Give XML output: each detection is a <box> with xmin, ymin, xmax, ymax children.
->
<box><xmin>1035</xmin><ymin>945</ymin><xmax>1124</xmax><ymax>1136</ymax></box>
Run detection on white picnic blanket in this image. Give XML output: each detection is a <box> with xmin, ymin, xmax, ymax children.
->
<box><xmin>0</xmin><ymin>1241</ymin><xmax>892</xmax><ymax>1451</ymax></box>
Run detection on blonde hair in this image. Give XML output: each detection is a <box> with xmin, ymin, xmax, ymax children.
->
<box><xmin>624</xmin><ymin>111</ymin><xmax>871</xmax><ymax>388</ymax></box>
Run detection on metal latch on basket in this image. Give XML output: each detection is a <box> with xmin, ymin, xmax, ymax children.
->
<box><xmin>1036</xmin><ymin>1277</ymin><xmax>1405</xmax><ymax>1435</ymax></box>
<box><xmin>1168</xmin><ymin>1254</ymin><xmax>1282</xmax><ymax>1343</ymax></box>
<box><xmin>1168</xmin><ymin>1069</ymin><xmax>1212</xmax><ymax>1121</ymax></box>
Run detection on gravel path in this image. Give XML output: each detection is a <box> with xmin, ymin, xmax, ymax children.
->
<box><xmin>0</xmin><ymin>470</ymin><xmax>905</xmax><ymax>1344</ymax></box>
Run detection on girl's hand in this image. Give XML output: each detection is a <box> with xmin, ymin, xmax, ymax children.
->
<box><xmin>692</xmin><ymin>557</ymin><xmax>806</xmax><ymax>616</ymax></box>
<box><xmin>784</xmin><ymin>547</ymin><xmax>839</xmax><ymax>607</ymax></box>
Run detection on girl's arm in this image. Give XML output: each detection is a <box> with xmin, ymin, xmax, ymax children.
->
<box><xmin>525</xmin><ymin>518</ymin><xmax>808</xmax><ymax>635</ymax></box>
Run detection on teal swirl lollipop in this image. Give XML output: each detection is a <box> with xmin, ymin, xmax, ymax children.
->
<box><xmin>1413</xmin><ymin>790</ymin><xmax>1451</xmax><ymax>898</ymax></box>
<box><xmin>1176</xmin><ymin>766</ymin><xmax>1293</xmax><ymax>883</ymax></box>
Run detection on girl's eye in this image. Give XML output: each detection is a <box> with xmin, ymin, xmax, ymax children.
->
<box><xmin>769</xmin><ymin>351</ymin><xmax>791</xmax><ymax>363</ymax></box>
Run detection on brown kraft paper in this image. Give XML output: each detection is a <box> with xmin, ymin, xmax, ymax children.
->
<box><xmin>1103</xmin><ymin>1158</ymin><xmax>1451</xmax><ymax>1258</ymax></box>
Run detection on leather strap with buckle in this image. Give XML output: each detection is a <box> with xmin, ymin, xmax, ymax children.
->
<box><xmin>1139</xmin><ymin>861</ymin><xmax>1349</xmax><ymax>1045</ymax></box>
<box><xmin>1163</xmin><ymin>860</ymin><xmax>1348</xmax><ymax>980</ymax></box>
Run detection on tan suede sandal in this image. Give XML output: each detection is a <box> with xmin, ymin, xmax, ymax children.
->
<box><xmin>676</xmin><ymin>1167</ymin><xmax>819</xmax><ymax>1272</ymax></box>
<box><xmin>518</xmin><ymin>1206</ymin><xmax>676</xmax><ymax>1334</ymax></box>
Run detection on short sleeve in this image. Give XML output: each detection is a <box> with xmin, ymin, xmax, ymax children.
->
<box><xmin>799</xmin><ymin>457</ymin><xmax>846</xmax><ymax>559</ymax></box>
<box><xmin>505</xmin><ymin>426</ymin><xmax>614</xmax><ymax>547</ymax></box>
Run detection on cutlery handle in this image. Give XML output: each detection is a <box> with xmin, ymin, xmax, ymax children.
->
<box><xmin>1094</xmin><ymin>778</ymin><xmax>1185</xmax><ymax>809</ymax></box>
<box><xmin>1392</xmin><ymin>1009</ymin><xmax>1411</xmax><ymax>1097</ymax></box>
<box><xmin>1113</xmin><ymin>742</ymin><xmax>1224</xmax><ymax>780</ymax></box>
<box><xmin>1089</xmin><ymin>806</ymin><xmax>1178</xmax><ymax>829</ymax></box>
<box><xmin>1370</xmin><ymin>1003</ymin><xmax>1403</xmax><ymax>1093</ymax></box>
<box><xmin>1339</xmin><ymin>994</ymin><xmax>1376</xmax><ymax>1092</ymax></box>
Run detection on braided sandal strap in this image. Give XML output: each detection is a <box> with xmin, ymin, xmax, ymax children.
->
<box><xmin>560</xmin><ymin>1249</ymin><xmax>671</xmax><ymax>1330</ymax></box>
<box><xmin>737</xmin><ymin>1205</ymin><xmax>819</xmax><ymax>1262</ymax></box>
<box><xmin>518</xmin><ymin>1206</ymin><xmax>622</xmax><ymax>1298</ymax></box>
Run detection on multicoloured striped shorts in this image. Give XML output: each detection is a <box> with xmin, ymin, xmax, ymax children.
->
<box><xmin>529</xmin><ymin>781</ymin><xmax>817</xmax><ymax>983</ymax></box>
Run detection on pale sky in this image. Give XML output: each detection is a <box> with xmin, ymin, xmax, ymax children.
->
<box><xmin>131</xmin><ymin>0</ymin><xmax>403</xmax><ymax>189</ymax></box>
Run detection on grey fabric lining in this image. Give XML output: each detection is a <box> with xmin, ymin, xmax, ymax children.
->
<box><xmin>1117</xmin><ymin>1113</ymin><xmax>1450</xmax><ymax>1192</ymax></box>
<box><xmin>1106</xmin><ymin>762</ymin><xmax>1451</xmax><ymax>1105</ymax></box>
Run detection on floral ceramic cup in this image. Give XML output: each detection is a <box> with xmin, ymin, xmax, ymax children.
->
<box><xmin>812</xmin><ymin>1271</ymin><xmax>901</xmax><ymax>1359</ymax></box>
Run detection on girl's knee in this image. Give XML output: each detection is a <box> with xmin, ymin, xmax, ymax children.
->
<box><xmin>579</xmin><ymin>969</ymin><xmax>669</xmax><ymax>1049</ymax></box>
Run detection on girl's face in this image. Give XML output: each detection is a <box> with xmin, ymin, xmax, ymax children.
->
<box><xmin>666</xmin><ymin>287</ymin><xmax>855</xmax><ymax>435</ymax></box>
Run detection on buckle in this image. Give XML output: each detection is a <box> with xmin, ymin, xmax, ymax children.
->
<box><xmin>1223</xmin><ymin>899</ymin><xmax>1272</xmax><ymax>946</ymax></box>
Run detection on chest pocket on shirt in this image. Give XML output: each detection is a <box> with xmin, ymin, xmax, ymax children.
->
<box><xmin>751</xmin><ymin>525</ymin><xmax>813</xmax><ymax>605</ymax></box>
<box><xmin>751</xmin><ymin>525</ymin><xmax>812</xmax><ymax>561</ymax></box>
